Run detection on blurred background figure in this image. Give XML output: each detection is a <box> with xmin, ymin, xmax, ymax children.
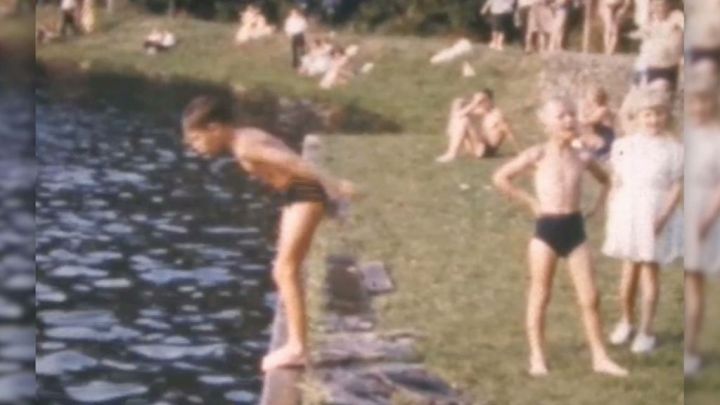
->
<box><xmin>59</xmin><ymin>0</ymin><xmax>80</xmax><ymax>37</ymax></box>
<box><xmin>284</xmin><ymin>8</ymin><xmax>309</xmax><ymax>70</ymax></box>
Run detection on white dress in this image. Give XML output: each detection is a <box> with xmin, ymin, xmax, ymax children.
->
<box><xmin>685</xmin><ymin>125</ymin><xmax>720</xmax><ymax>275</ymax></box>
<box><xmin>603</xmin><ymin>133</ymin><xmax>684</xmax><ymax>265</ymax></box>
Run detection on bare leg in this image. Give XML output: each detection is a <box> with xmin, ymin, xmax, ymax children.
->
<box><xmin>685</xmin><ymin>272</ymin><xmax>705</xmax><ymax>357</ymax></box>
<box><xmin>498</xmin><ymin>33</ymin><xmax>506</xmax><ymax>51</ymax></box>
<box><xmin>608</xmin><ymin>9</ymin><xmax>622</xmax><ymax>54</ymax></box>
<box><xmin>567</xmin><ymin>244</ymin><xmax>628</xmax><ymax>377</ymax></box>
<box><xmin>525</xmin><ymin>30</ymin><xmax>535</xmax><ymax>53</ymax></box>
<box><xmin>638</xmin><ymin>262</ymin><xmax>660</xmax><ymax>337</ymax></box>
<box><xmin>262</xmin><ymin>201</ymin><xmax>325</xmax><ymax>372</ymax></box>
<box><xmin>619</xmin><ymin>261</ymin><xmax>640</xmax><ymax>326</ymax></box>
<box><xmin>527</xmin><ymin>238</ymin><xmax>557</xmax><ymax>376</ymax></box>
<box><xmin>437</xmin><ymin>101</ymin><xmax>473</xmax><ymax>162</ymax></box>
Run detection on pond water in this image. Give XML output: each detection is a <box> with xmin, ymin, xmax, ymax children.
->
<box><xmin>0</xmin><ymin>83</ymin><xmax>36</xmax><ymax>405</ymax></box>
<box><xmin>35</xmin><ymin>76</ymin><xmax>289</xmax><ymax>403</ymax></box>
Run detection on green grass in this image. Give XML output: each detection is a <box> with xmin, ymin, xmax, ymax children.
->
<box><xmin>35</xmin><ymin>5</ymin><xmax>689</xmax><ymax>404</ymax></box>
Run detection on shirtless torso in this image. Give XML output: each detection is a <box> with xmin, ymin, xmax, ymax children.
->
<box><xmin>230</xmin><ymin>127</ymin><xmax>332</xmax><ymax>194</ymax></box>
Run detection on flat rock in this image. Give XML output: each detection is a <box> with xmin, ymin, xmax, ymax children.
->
<box><xmin>313</xmin><ymin>332</ymin><xmax>418</xmax><ymax>366</ymax></box>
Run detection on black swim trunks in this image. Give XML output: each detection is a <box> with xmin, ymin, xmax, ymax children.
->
<box><xmin>632</xmin><ymin>66</ymin><xmax>679</xmax><ymax>89</ymax></box>
<box><xmin>282</xmin><ymin>178</ymin><xmax>328</xmax><ymax>206</ymax></box>
<box><xmin>491</xmin><ymin>12</ymin><xmax>515</xmax><ymax>36</ymax></box>
<box><xmin>689</xmin><ymin>47</ymin><xmax>720</xmax><ymax>66</ymax></box>
<box><xmin>535</xmin><ymin>212</ymin><xmax>586</xmax><ymax>257</ymax></box>
<box><xmin>592</xmin><ymin>123</ymin><xmax>615</xmax><ymax>159</ymax></box>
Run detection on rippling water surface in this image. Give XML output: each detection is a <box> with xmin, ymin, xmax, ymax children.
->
<box><xmin>0</xmin><ymin>83</ymin><xmax>36</xmax><ymax>405</ymax></box>
<box><xmin>36</xmin><ymin>80</ymin><xmax>281</xmax><ymax>404</ymax></box>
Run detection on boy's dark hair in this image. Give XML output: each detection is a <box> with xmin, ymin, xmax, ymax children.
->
<box><xmin>482</xmin><ymin>88</ymin><xmax>494</xmax><ymax>101</ymax></box>
<box><xmin>182</xmin><ymin>96</ymin><xmax>235</xmax><ymax>131</ymax></box>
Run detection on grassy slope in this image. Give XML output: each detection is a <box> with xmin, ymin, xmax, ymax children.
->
<box><xmin>35</xmin><ymin>6</ymin><xmax>694</xmax><ymax>404</ymax></box>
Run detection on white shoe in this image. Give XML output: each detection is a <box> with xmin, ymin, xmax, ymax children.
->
<box><xmin>684</xmin><ymin>353</ymin><xmax>702</xmax><ymax>377</ymax></box>
<box><xmin>609</xmin><ymin>322</ymin><xmax>633</xmax><ymax>345</ymax></box>
<box><xmin>630</xmin><ymin>333</ymin><xmax>656</xmax><ymax>354</ymax></box>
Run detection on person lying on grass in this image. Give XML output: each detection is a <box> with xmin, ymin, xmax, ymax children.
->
<box><xmin>436</xmin><ymin>89</ymin><xmax>519</xmax><ymax>163</ymax></box>
<box><xmin>181</xmin><ymin>96</ymin><xmax>355</xmax><ymax>371</ymax></box>
<box><xmin>492</xmin><ymin>98</ymin><xmax>628</xmax><ymax>377</ymax></box>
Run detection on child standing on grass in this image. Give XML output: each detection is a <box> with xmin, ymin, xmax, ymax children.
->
<box><xmin>493</xmin><ymin>98</ymin><xmax>628</xmax><ymax>377</ymax></box>
<box><xmin>180</xmin><ymin>96</ymin><xmax>355</xmax><ymax>371</ymax></box>
<box><xmin>684</xmin><ymin>66</ymin><xmax>720</xmax><ymax>376</ymax></box>
<box><xmin>603</xmin><ymin>89</ymin><xmax>683</xmax><ymax>354</ymax></box>
<box><xmin>481</xmin><ymin>0</ymin><xmax>517</xmax><ymax>51</ymax></box>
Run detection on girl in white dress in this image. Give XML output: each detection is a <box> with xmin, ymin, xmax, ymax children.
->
<box><xmin>684</xmin><ymin>67</ymin><xmax>720</xmax><ymax>375</ymax></box>
<box><xmin>603</xmin><ymin>88</ymin><xmax>683</xmax><ymax>354</ymax></box>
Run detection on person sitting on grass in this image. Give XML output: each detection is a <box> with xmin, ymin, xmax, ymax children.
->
<box><xmin>430</xmin><ymin>37</ymin><xmax>473</xmax><ymax>64</ymax></box>
<box><xmin>492</xmin><ymin>98</ymin><xmax>628</xmax><ymax>378</ymax></box>
<box><xmin>235</xmin><ymin>5</ymin><xmax>276</xmax><ymax>45</ymax></box>
<box><xmin>481</xmin><ymin>0</ymin><xmax>517</xmax><ymax>51</ymax></box>
<box><xmin>299</xmin><ymin>38</ymin><xmax>334</xmax><ymax>77</ymax></box>
<box><xmin>319</xmin><ymin>45</ymin><xmax>358</xmax><ymax>90</ymax></box>
<box><xmin>143</xmin><ymin>29</ymin><xmax>177</xmax><ymax>55</ymax></box>
<box><xmin>180</xmin><ymin>96</ymin><xmax>355</xmax><ymax>371</ymax></box>
<box><xmin>436</xmin><ymin>89</ymin><xmax>518</xmax><ymax>163</ymax></box>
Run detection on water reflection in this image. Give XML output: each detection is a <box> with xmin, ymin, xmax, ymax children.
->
<box><xmin>0</xmin><ymin>83</ymin><xmax>36</xmax><ymax>404</ymax></box>
<box><xmin>36</xmin><ymin>82</ymin><xmax>281</xmax><ymax>403</ymax></box>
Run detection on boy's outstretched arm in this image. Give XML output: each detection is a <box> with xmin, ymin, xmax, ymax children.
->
<box><xmin>492</xmin><ymin>147</ymin><xmax>541</xmax><ymax>215</ymax></box>
<box><xmin>586</xmin><ymin>159</ymin><xmax>610</xmax><ymax>219</ymax></box>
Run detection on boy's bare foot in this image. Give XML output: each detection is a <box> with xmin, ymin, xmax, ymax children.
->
<box><xmin>435</xmin><ymin>154</ymin><xmax>456</xmax><ymax>163</ymax></box>
<box><xmin>592</xmin><ymin>357</ymin><xmax>628</xmax><ymax>377</ymax></box>
<box><xmin>261</xmin><ymin>344</ymin><xmax>306</xmax><ymax>372</ymax></box>
<box><xmin>529</xmin><ymin>356</ymin><xmax>549</xmax><ymax>377</ymax></box>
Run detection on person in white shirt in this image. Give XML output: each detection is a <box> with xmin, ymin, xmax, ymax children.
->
<box><xmin>59</xmin><ymin>0</ymin><xmax>80</xmax><ymax>37</ymax></box>
<box><xmin>284</xmin><ymin>8</ymin><xmax>309</xmax><ymax>70</ymax></box>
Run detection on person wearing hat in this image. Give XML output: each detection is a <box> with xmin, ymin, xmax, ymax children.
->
<box><xmin>684</xmin><ymin>64</ymin><xmax>720</xmax><ymax>376</ymax></box>
<box><xmin>603</xmin><ymin>87</ymin><xmax>683</xmax><ymax>355</ymax></box>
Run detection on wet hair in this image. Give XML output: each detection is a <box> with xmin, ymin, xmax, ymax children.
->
<box><xmin>182</xmin><ymin>96</ymin><xmax>236</xmax><ymax>132</ymax></box>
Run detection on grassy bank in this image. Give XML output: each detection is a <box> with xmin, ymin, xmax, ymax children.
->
<box><xmin>35</xmin><ymin>5</ymin><xmax>690</xmax><ymax>404</ymax></box>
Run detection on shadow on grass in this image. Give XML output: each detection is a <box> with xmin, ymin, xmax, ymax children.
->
<box><xmin>36</xmin><ymin>62</ymin><xmax>402</xmax><ymax>148</ymax></box>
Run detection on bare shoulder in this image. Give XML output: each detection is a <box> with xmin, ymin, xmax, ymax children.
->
<box><xmin>234</xmin><ymin>127</ymin><xmax>288</xmax><ymax>153</ymax></box>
